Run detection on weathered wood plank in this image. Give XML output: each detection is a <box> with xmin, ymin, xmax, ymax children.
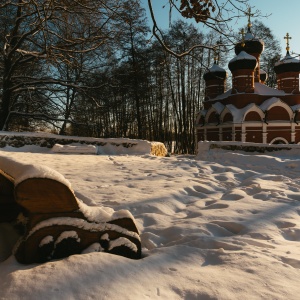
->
<box><xmin>15</xmin><ymin>178</ymin><xmax>79</xmax><ymax>214</ymax></box>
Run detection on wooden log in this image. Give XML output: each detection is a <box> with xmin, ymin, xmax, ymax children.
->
<box><xmin>15</xmin><ymin>178</ymin><xmax>79</xmax><ymax>214</ymax></box>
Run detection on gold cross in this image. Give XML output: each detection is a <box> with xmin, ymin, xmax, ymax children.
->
<box><xmin>284</xmin><ymin>33</ymin><xmax>292</xmax><ymax>51</ymax></box>
<box><xmin>245</xmin><ymin>7</ymin><xmax>254</xmax><ymax>28</ymax></box>
<box><xmin>216</xmin><ymin>37</ymin><xmax>222</xmax><ymax>62</ymax></box>
<box><xmin>213</xmin><ymin>46</ymin><xmax>219</xmax><ymax>63</ymax></box>
<box><xmin>214</xmin><ymin>36</ymin><xmax>222</xmax><ymax>62</ymax></box>
<box><xmin>239</xmin><ymin>28</ymin><xmax>245</xmax><ymax>47</ymax></box>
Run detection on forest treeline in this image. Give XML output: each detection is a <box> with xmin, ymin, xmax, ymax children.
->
<box><xmin>0</xmin><ymin>1</ymin><xmax>281</xmax><ymax>153</ymax></box>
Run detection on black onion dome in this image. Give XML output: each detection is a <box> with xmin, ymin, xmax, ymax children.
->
<box><xmin>228</xmin><ymin>51</ymin><xmax>257</xmax><ymax>72</ymax></box>
<box><xmin>274</xmin><ymin>52</ymin><xmax>300</xmax><ymax>74</ymax></box>
<box><xmin>235</xmin><ymin>29</ymin><xmax>264</xmax><ymax>56</ymax></box>
<box><xmin>203</xmin><ymin>63</ymin><xmax>227</xmax><ymax>81</ymax></box>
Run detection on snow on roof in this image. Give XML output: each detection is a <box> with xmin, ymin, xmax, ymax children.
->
<box><xmin>225</xmin><ymin>103</ymin><xmax>257</xmax><ymax>123</ymax></box>
<box><xmin>205</xmin><ymin>82</ymin><xmax>285</xmax><ymax>102</ymax></box>
<box><xmin>244</xmin><ymin>32</ymin><xmax>264</xmax><ymax>47</ymax></box>
<box><xmin>291</xmin><ymin>104</ymin><xmax>300</xmax><ymax>112</ymax></box>
<box><xmin>229</xmin><ymin>51</ymin><xmax>257</xmax><ymax>64</ymax></box>
<box><xmin>200</xmin><ymin>109</ymin><xmax>207</xmax><ymax>116</ymax></box>
<box><xmin>224</xmin><ymin>104</ymin><xmax>240</xmax><ymax>122</ymax></box>
<box><xmin>260</xmin><ymin>97</ymin><xmax>282</xmax><ymax>111</ymax></box>
<box><xmin>212</xmin><ymin>102</ymin><xmax>225</xmax><ymax>114</ymax></box>
<box><xmin>209</xmin><ymin>88</ymin><xmax>233</xmax><ymax>101</ymax></box>
<box><xmin>205</xmin><ymin>63</ymin><xmax>226</xmax><ymax>73</ymax></box>
<box><xmin>275</xmin><ymin>53</ymin><xmax>300</xmax><ymax>66</ymax></box>
<box><xmin>254</xmin><ymin>82</ymin><xmax>285</xmax><ymax>96</ymax></box>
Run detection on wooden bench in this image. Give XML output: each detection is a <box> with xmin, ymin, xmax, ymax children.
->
<box><xmin>0</xmin><ymin>156</ymin><xmax>141</xmax><ymax>263</ymax></box>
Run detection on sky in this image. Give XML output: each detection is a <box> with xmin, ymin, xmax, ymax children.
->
<box><xmin>141</xmin><ymin>0</ymin><xmax>300</xmax><ymax>57</ymax></box>
<box><xmin>0</xmin><ymin>139</ymin><xmax>300</xmax><ymax>299</ymax></box>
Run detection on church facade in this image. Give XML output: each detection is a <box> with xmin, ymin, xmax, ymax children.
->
<box><xmin>196</xmin><ymin>22</ymin><xmax>300</xmax><ymax>145</ymax></box>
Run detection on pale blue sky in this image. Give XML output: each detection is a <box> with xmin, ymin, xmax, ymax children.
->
<box><xmin>141</xmin><ymin>0</ymin><xmax>300</xmax><ymax>57</ymax></box>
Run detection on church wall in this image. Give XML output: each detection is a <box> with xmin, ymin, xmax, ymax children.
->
<box><xmin>295</xmin><ymin>113</ymin><xmax>300</xmax><ymax>124</ymax></box>
<box><xmin>245</xmin><ymin>128</ymin><xmax>263</xmax><ymax>143</ymax></box>
<box><xmin>234</xmin><ymin>127</ymin><xmax>242</xmax><ymax>141</ymax></box>
<box><xmin>277</xmin><ymin>72</ymin><xmax>300</xmax><ymax>93</ymax></box>
<box><xmin>295</xmin><ymin>129</ymin><xmax>300</xmax><ymax>143</ymax></box>
<box><xmin>266</xmin><ymin>127</ymin><xmax>291</xmax><ymax>143</ymax></box>
<box><xmin>222</xmin><ymin>127</ymin><xmax>232</xmax><ymax>141</ymax></box>
<box><xmin>206</xmin><ymin>129</ymin><xmax>219</xmax><ymax>141</ymax></box>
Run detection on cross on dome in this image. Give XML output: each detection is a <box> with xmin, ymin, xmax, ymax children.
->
<box><xmin>239</xmin><ymin>28</ymin><xmax>245</xmax><ymax>47</ymax></box>
<box><xmin>213</xmin><ymin>46</ymin><xmax>219</xmax><ymax>64</ymax></box>
<box><xmin>213</xmin><ymin>37</ymin><xmax>222</xmax><ymax>63</ymax></box>
<box><xmin>245</xmin><ymin>7</ymin><xmax>254</xmax><ymax>29</ymax></box>
<box><xmin>284</xmin><ymin>33</ymin><xmax>292</xmax><ymax>52</ymax></box>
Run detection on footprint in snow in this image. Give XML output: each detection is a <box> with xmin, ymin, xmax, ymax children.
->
<box><xmin>202</xmin><ymin>203</ymin><xmax>229</xmax><ymax>210</ymax></box>
<box><xmin>221</xmin><ymin>189</ymin><xmax>247</xmax><ymax>201</ymax></box>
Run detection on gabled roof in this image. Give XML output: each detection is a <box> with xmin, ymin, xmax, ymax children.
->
<box><xmin>211</xmin><ymin>102</ymin><xmax>225</xmax><ymax>114</ymax></box>
<box><xmin>259</xmin><ymin>97</ymin><xmax>293</xmax><ymax>119</ymax></box>
<box><xmin>223</xmin><ymin>103</ymin><xmax>262</xmax><ymax>123</ymax></box>
<box><xmin>260</xmin><ymin>97</ymin><xmax>282</xmax><ymax>111</ymax></box>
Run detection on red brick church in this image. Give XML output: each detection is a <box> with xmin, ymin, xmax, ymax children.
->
<box><xmin>196</xmin><ymin>16</ymin><xmax>300</xmax><ymax>145</ymax></box>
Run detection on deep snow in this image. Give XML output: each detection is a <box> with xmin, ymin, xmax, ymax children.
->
<box><xmin>0</xmin><ymin>143</ymin><xmax>299</xmax><ymax>299</ymax></box>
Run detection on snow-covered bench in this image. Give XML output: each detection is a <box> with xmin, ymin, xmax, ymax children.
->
<box><xmin>0</xmin><ymin>156</ymin><xmax>141</xmax><ymax>264</ymax></box>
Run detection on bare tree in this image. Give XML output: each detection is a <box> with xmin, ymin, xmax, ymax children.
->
<box><xmin>0</xmin><ymin>0</ymin><xmax>123</xmax><ymax>130</ymax></box>
<box><xmin>147</xmin><ymin>0</ymin><xmax>261</xmax><ymax>58</ymax></box>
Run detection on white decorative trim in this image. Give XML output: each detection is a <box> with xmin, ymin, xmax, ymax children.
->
<box><xmin>262</xmin><ymin>132</ymin><xmax>268</xmax><ymax>144</ymax></box>
<box><xmin>269</xmin><ymin>137</ymin><xmax>289</xmax><ymax>144</ymax></box>
<box><xmin>260</xmin><ymin>98</ymin><xmax>293</xmax><ymax>120</ymax></box>
<box><xmin>279</xmin><ymin>77</ymin><xmax>298</xmax><ymax>81</ymax></box>
<box><xmin>234</xmin><ymin>75</ymin><xmax>254</xmax><ymax>78</ymax></box>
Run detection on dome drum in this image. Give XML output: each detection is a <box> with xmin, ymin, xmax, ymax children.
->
<box><xmin>203</xmin><ymin>63</ymin><xmax>227</xmax><ymax>100</ymax></box>
<box><xmin>203</xmin><ymin>71</ymin><xmax>227</xmax><ymax>81</ymax></box>
<box><xmin>228</xmin><ymin>51</ymin><xmax>257</xmax><ymax>72</ymax></box>
<box><xmin>205</xmin><ymin>82</ymin><xmax>226</xmax><ymax>100</ymax></box>
<box><xmin>232</xmin><ymin>76</ymin><xmax>255</xmax><ymax>93</ymax></box>
<box><xmin>229</xmin><ymin>59</ymin><xmax>257</xmax><ymax>72</ymax></box>
<box><xmin>274</xmin><ymin>62</ymin><xmax>300</xmax><ymax>74</ymax></box>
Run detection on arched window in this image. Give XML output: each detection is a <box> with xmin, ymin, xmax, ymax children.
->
<box><xmin>208</xmin><ymin>111</ymin><xmax>219</xmax><ymax>124</ymax></box>
<box><xmin>244</xmin><ymin>111</ymin><xmax>262</xmax><ymax>122</ymax></box>
<box><xmin>223</xmin><ymin>112</ymin><xmax>233</xmax><ymax>123</ymax></box>
<box><xmin>267</xmin><ymin>106</ymin><xmax>291</xmax><ymax>121</ymax></box>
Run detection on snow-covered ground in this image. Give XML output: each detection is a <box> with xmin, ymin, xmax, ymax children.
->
<box><xmin>0</xmin><ymin>143</ymin><xmax>300</xmax><ymax>299</ymax></box>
